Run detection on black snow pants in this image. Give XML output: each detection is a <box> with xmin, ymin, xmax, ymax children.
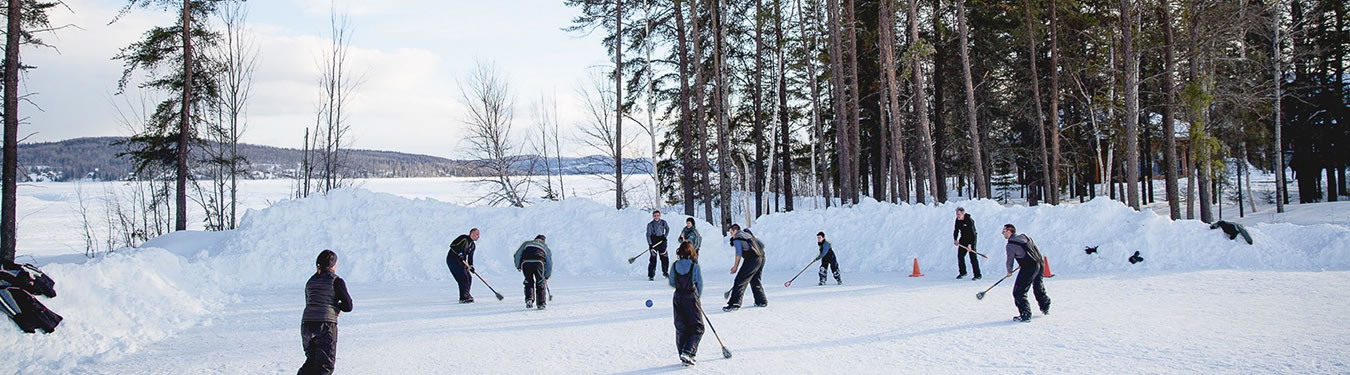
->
<box><xmin>673</xmin><ymin>292</ymin><xmax>704</xmax><ymax>358</ymax></box>
<box><xmin>298</xmin><ymin>321</ymin><xmax>338</xmax><ymax>375</ymax></box>
<box><xmin>447</xmin><ymin>257</ymin><xmax>472</xmax><ymax>301</ymax></box>
<box><xmin>818</xmin><ymin>251</ymin><xmax>841</xmax><ymax>284</ymax></box>
<box><xmin>1012</xmin><ymin>257</ymin><xmax>1050</xmax><ymax>319</ymax></box>
<box><xmin>958</xmin><ymin>242</ymin><xmax>982</xmax><ymax>278</ymax></box>
<box><xmin>522</xmin><ymin>261</ymin><xmax>547</xmax><ymax>307</ymax></box>
<box><xmin>648</xmin><ymin>236</ymin><xmax>670</xmax><ymax>279</ymax></box>
<box><xmin>727</xmin><ymin>255</ymin><xmax>766</xmax><ymax>307</ymax></box>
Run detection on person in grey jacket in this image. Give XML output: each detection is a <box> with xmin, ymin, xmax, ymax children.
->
<box><xmin>1002</xmin><ymin>224</ymin><xmax>1050</xmax><ymax>322</ymax></box>
<box><xmin>724</xmin><ymin>224</ymin><xmax>766</xmax><ymax>311</ymax></box>
<box><xmin>679</xmin><ymin>218</ymin><xmax>702</xmax><ymax>251</ymax></box>
<box><xmin>646</xmin><ymin>211</ymin><xmax>671</xmax><ymax>281</ymax></box>
<box><xmin>514</xmin><ymin>235</ymin><xmax>553</xmax><ymax>309</ymax></box>
<box><xmin>299</xmin><ymin>250</ymin><xmax>353</xmax><ymax>375</ymax></box>
<box><xmin>816</xmin><ymin>232</ymin><xmax>841</xmax><ymax>285</ymax></box>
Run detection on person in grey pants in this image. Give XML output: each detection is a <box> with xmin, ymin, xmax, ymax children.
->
<box><xmin>300</xmin><ymin>250</ymin><xmax>353</xmax><ymax>375</ymax></box>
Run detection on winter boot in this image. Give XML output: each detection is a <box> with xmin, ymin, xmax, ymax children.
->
<box><xmin>1013</xmin><ymin>315</ymin><xmax>1032</xmax><ymax>322</ymax></box>
<box><xmin>459</xmin><ymin>297</ymin><xmax>474</xmax><ymax>304</ymax></box>
<box><xmin>680</xmin><ymin>354</ymin><xmax>696</xmax><ymax>367</ymax></box>
<box><xmin>722</xmin><ymin>305</ymin><xmax>739</xmax><ymax>312</ymax></box>
<box><xmin>526</xmin><ymin>300</ymin><xmax>534</xmax><ymax>309</ymax></box>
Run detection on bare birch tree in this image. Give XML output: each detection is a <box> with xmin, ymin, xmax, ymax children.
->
<box><xmin>459</xmin><ymin>62</ymin><xmax>530</xmax><ymax>207</ymax></box>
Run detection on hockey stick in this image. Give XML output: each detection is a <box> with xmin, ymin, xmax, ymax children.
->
<box><xmin>546</xmin><ymin>282</ymin><xmax>553</xmax><ymax>302</ymax></box>
<box><xmin>627</xmin><ymin>240</ymin><xmax>666</xmax><ymax>264</ymax></box>
<box><xmin>701</xmin><ymin>309</ymin><xmax>733</xmax><ymax>359</ymax></box>
<box><xmin>975</xmin><ymin>266</ymin><xmax>1019</xmax><ymax>300</ymax></box>
<box><xmin>461</xmin><ymin>258</ymin><xmax>505</xmax><ymax>301</ymax></box>
<box><xmin>958</xmin><ymin>244</ymin><xmax>990</xmax><ymax>259</ymax></box>
<box><xmin>783</xmin><ymin>259</ymin><xmax>820</xmax><ymax>287</ymax></box>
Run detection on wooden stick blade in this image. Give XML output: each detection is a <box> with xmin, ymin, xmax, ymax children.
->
<box><xmin>976</xmin><ymin>291</ymin><xmax>986</xmax><ymax>300</ymax></box>
<box><xmin>722</xmin><ymin>347</ymin><xmax>733</xmax><ymax>358</ymax></box>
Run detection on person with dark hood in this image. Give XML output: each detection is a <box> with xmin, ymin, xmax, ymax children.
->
<box><xmin>446</xmin><ymin>228</ymin><xmax>480</xmax><ymax>303</ymax></box>
<box><xmin>668</xmin><ymin>241</ymin><xmax>704</xmax><ymax>367</ymax></box>
<box><xmin>679</xmin><ymin>218</ymin><xmax>702</xmax><ymax>252</ymax></box>
<box><xmin>647</xmin><ymin>210</ymin><xmax>671</xmax><ymax>281</ymax></box>
<box><xmin>953</xmin><ymin>207</ymin><xmax>981</xmax><ymax>280</ymax></box>
<box><xmin>1002</xmin><ymin>224</ymin><xmax>1050</xmax><ymax>322</ymax></box>
<box><xmin>513</xmin><ymin>235</ymin><xmax>553</xmax><ymax>310</ymax></box>
<box><xmin>299</xmin><ymin>249</ymin><xmax>353</xmax><ymax>375</ymax></box>
<box><xmin>724</xmin><ymin>224</ymin><xmax>767</xmax><ymax>311</ymax></box>
<box><xmin>816</xmin><ymin>232</ymin><xmax>841</xmax><ymax>285</ymax></box>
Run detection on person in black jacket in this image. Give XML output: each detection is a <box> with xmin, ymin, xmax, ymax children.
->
<box><xmin>953</xmin><ymin>207</ymin><xmax>981</xmax><ymax>280</ymax></box>
<box><xmin>668</xmin><ymin>241</ymin><xmax>704</xmax><ymax>367</ymax></box>
<box><xmin>447</xmin><ymin>228</ymin><xmax>480</xmax><ymax>303</ymax></box>
<box><xmin>514</xmin><ymin>235</ymin><xmax>553</xmax><ymax>310</ymax></box>
<box><xmin>299</xmin><ymin>250</ymin><xmax>353</xmax><ymax>375</ymax></box>
<box><xmin>1002</xmin><ymin>225</ymin><xmax>1050</xmax><ymax>322</ymax></box>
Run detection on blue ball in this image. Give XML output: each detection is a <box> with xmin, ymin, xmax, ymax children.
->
<box><xmin>645</xmin><ymin>299</ymin><xmax>653</xmax><ymax>308</ymax></box>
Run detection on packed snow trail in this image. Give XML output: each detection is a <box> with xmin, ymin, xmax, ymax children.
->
<box><xmin>84</xmin><ymin>270</ymin><xmax>1350</xmax><ymax>374</ymax></box>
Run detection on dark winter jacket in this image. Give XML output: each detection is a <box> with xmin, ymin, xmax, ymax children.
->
<box><xmin>680</xmin><ymin>227</ymin><xmax>702</xmax><ymax>250</ymax></box>
<box><xmin>647</xmin><ymin>219</ymin><xmax>670</xmax><ymax>243</ymax></box>
<box><xmin>1004</xmin><ymin>234</ymin><xmax>1043</xmax><ymax>274</ymax></box>
<box><xmin>730</xmin><ymin>229</ymin><xmax>765</xmax><ymax>258</ymax></box>
<box><xmin>668</xmin><ymin>258</ymin><xmax>703</xmax><ymax>296</ymax></box>
<box><xmin>448</xmin><ymin>234</ymin><xmax>476</xmax><ymax>267</ymax></box>
<box><xmin>302</xmin><ymin>271</ymin><xmax>353</xmax><ymax>323</ymax></box>
<box><xmin>953</xmin><ymin>215</ymin><xmax>977</xmax><ymax>245</ymax></box>
<box><xmin>816</xmin><ymin>240</ymin><xmax>834</xmax><ymax>261</ymax></box>
<box><xmin>513</xmin><ymin>240</ymin><xmax>553</xmax><ymax>279</ymax></box>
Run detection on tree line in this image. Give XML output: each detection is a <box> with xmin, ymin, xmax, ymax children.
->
<box><xmin>564</xmin><ymin>0</ymin><xmax>1348</xmax><ymax>234</ymax></box>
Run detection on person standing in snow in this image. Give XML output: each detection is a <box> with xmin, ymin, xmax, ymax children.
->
<box><xmin>679</xmin><ymin>218</ymin><xmax>702</xmax><ymax>252</ymax></box>
<box><xmin>816</xmin><ymin>232</ymin><xmax>841</xmax><ymax>285</ymax></box>
<box><xmin>299</xmin><ymin>249</ymin><xmax>353</xmax><ymax>375</ymax></box>
<box><xmin>668</xmin><ymin>241</ymin><xmax>704</xmax><ymax>366</ymax></box>
<box><xmin>1002</xmin><ymin>224</ymin><xmax>1051</xmax><ymax>322</ymax></box>
<box><xmin>647</xmin><ymin>210</ymin><xmax>671</xmax><ymax>281</ymax></box>
<box><xmin>513</xmin><ymin>235</ymin><xmax>552</xmax><ymax>310</ymax></box>
<box><xmin>724</xmin><ymin>224</ymin><xmax>767</xmax><ymax>311</ymax></box>
<box><xmin>447</xmin><ymin>228</ymin><xmax>479</xmax><ymax>303</ymax></box>
<box><xmin>953</xmin><ymin>207</ymin><xmax>982</xmax><ymax>280</ymax></box>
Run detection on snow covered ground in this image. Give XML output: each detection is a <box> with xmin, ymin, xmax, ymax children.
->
<box><xmin>3</xmin><ymin>177</ymin><xmax>1349</xmax><ymax>374</ymax></box>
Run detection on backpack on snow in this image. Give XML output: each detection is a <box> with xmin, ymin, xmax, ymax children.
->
<box><xmin>0</xmin><ymin>263</ymin><xmax>57</xmax><ymax>298</ymax></box>
<box><xmin>0</xmin><ymin>287</ymin><xmax>62</xmax><ymax>333</ymax></box>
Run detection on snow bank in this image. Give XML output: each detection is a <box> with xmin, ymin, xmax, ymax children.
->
<box><xmin>748</xmin><ymin>197</ymin><xmax>1350</xmax><ymax>274</ymax></box>
<box><xmin>215</xmin><ymin>189</ymin><xmax>726</xmax><ymax>288</ymax></box>
<box><xmin>0</xmin><ymin>247</ymin><xmax>226</xmax><ymax>373</ymax></box>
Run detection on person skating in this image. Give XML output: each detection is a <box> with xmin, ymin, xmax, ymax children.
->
<box><xmin>816</xmin><ymin>232</ymin><xmax>841</xmax><ymax>286</ymax></box>
<box><xmin>679</xmin><ymin>218</ymin><xmax>702</xmax><ymax>252</ymax></box>
<box><xmin>953</xmin><ymin>207</ymin><xmax>982</xmax><ymax>280</ymax></box>
<box><xmin>513</xmin><ymin>235</ymin><xmax>553</xmax><ymax>310</ymax></box>
<box><xmin>446</xmin><ymin>228</ymin><xmax>480</xmax><ymax>303</ymax></box>
<box><xmin>647</xmin><ymin>210</ymin><xmax>671</xmax><ymax>281</ymax></box>
<box><xmin>299</xmin><ymin>250</ymin><xmax>353</xmax><ymax>375</ymax></box>
<box><xmin>724</xmin><ymin>224</ymin><xmax>766</xmax><ymax>311</ymax></box>
<box><xmin>668</xmin><ymin>241</ymin><xmax>704</xmax><ymax>367</ymax></box>
<box><xmin>1002</xmin><ymin>224</ymin><xmax>1051</xmax><ymax>322</ymax></box>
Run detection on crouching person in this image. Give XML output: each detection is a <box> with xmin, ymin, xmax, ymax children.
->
<box><xmin>299</xmin><ymin>249</ymin><xmax>353</xmax><ymax>375</ymax></box>
<box><xmin>514</xmin><ymin>235</ymin><xmax>553</xmax><ymax>310</ymax></box>
<box><xmin>669</xmin><ymin>241</ymin><xmax>704</xmax><ymax>366</ymax></box>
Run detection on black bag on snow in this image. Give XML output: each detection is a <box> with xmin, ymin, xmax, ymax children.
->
<box><xmin>0</xmin><ymin>263</ymin><xmax>57</xmax><ymax>298</ymax></box>
<box><xmin>0</xmin><ymin>287</ymin><xmax>63</xmax><ymax>333</ymax></box>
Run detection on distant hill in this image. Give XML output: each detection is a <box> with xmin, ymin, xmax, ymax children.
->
<box><xmin>11</xmin><ymin>137</ymin><xmax>651</xmax><ymax>182</ymax></box>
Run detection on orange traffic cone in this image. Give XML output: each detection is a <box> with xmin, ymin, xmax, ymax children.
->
<box><xmin>908</xmin><ymin>258</ymin><xmax>924</xmax><ymax>277</ymax></box>
<box><xmin>1041</xmin><ymin>256</ymin><xmax>1055</xmax><ymax>278</ymax></box>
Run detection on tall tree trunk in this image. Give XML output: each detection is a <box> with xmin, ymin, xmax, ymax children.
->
<box><xmin>881</xmin><ymin>0</ymin><xmax>909</xmax><ymax>203</ymax></box>
<box><xmin>908</xmin><ymin>0</ymin><xmax>939</xmax><ymax>204</ymax></box>
<box><xmin>1120</xmin><ymin>0</ymin><xmax>1140</xmax><ymax>210</ymax></box>
<box><xmin>1023</xmin><ymin>0</ymin><xmax>1050</xmax><ymax>207</ymax></box>
<box><xmin>676</xmin><ymin>0</ymin><xmax>696</xmax><ymax>216</ymax></box>
<box><xmin>176</xmin><ymin>0</ymin><xmax>192</xmax><ymax>231</ymax></box>
<box><xmin>931</xmin><ymin>0</ymin><xmax>948</xmax><ymax>203</ymax></box>
<box><xmin>775</xmin><ymin>0</ymin><xmax>793</xmax><ymax>211</ymax></box>
<box><xmin>754</xmin><ymin>0</ymin><xmax>766</xmax><ymax>216</ymax></box>
<box><xmin>844</xmin><ymin>0</ymin><xmax>863</xmax><ymax>204</ymax></box>
<box><xmin>691</xmin><ymin>0</ymin><xmax>714</xmax><ymax>222</ymax></box>
<box><xmin>714</xmin><ymin>0</ymin><xmax>732</xmax><ymax>231</ymax></box>
<box><xmin>615</xmin><ymin>0</ymin><xmax>625</xmax><ymax>210</ymax></box>
<box><xmin>830</xmin><ymin>0</ymin><xmax>851</xmax><ymax>205</ymax></box>
<box><xmin>1</xmin><ymin>0</ymin><xmax>20</xmax><ymax>262</ymax></box>
<box><xmin>796</xmin><ymin>0</ymin><xmax>828</xmax><ymax>209</ymax></box>
<box><xmin>1188</xmin><ymin>0</ymin><xmax>1212</xmax><ymax>222</ymax></box>
<box><xmin>955</xmin><ymin>0</ymin><xmax>986</xmax><ymax>199</ymax></box>
<box><xmin>1160</xmin><ymin>0</ymin><xmax>1181</xmax><ymax>219</ymax></box>
<box><xmin>1047</xmin><ymin>0</ymin><xmax>1061</xmax><ymax>204</ymax></box>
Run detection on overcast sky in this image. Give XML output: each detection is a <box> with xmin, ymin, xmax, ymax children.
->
<box><xmin>21</xmin><ymin>0</ymin><xmax>617</xmax><ymax>159</ymax></box>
